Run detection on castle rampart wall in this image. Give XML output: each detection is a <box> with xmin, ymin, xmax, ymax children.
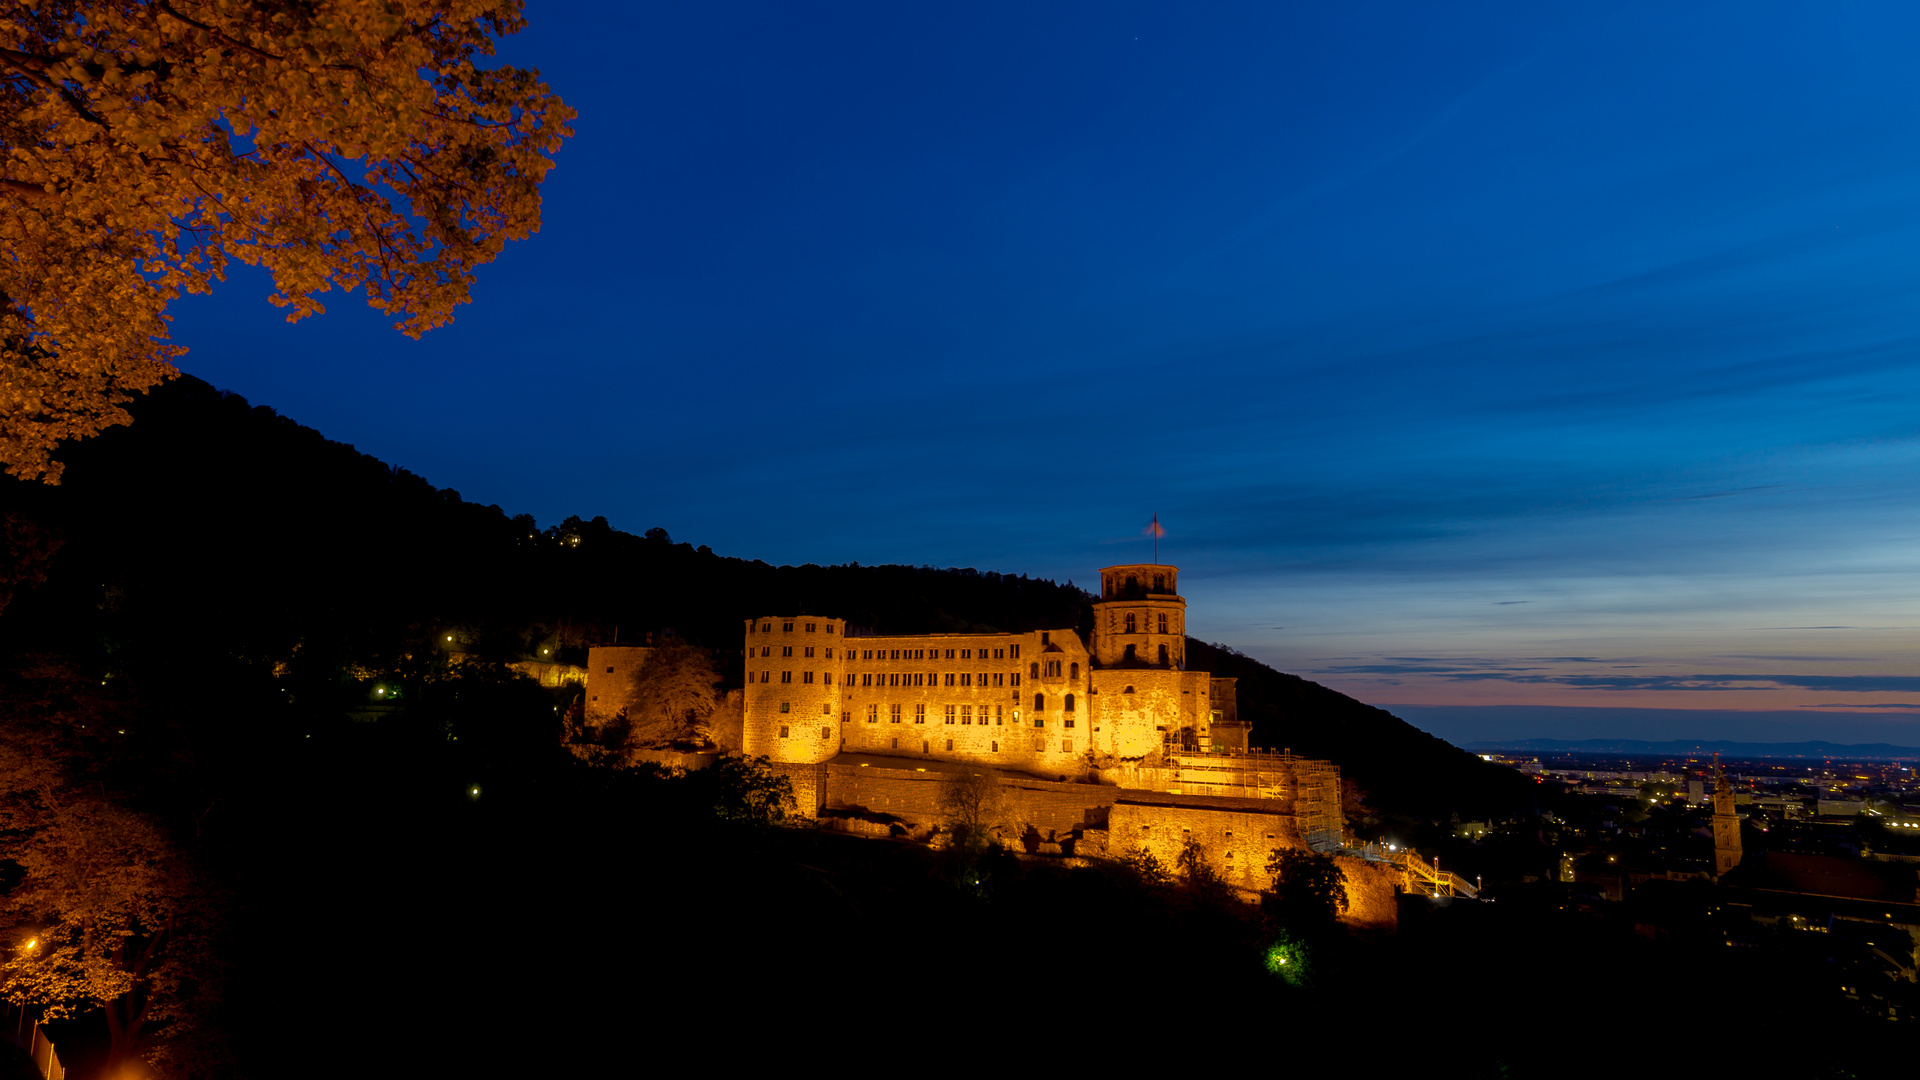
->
<box><xmin>818</xmin><ymin>761</ymin><xmax>1117</xmax><ymax>839</ymax></box>
<box><xmin>1339</xmin><ymin>859</ymin><xmax>1402</xmax><ymax>930</ymax></box>
<box><xmin>1110</xmin><ymin>797</ymin><xmax>1305</xmax><ymax>893</ymax></box>
<box><xmin>767</xmin><ymin>760</ymin><xmax>827</xmax><ymax>817</ymax></box>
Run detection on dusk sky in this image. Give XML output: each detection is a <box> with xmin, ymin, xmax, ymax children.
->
<box><xmin>168</xmin><ymin>2</ymin><xmax>1920</xmax><ymax>745</ymax></box>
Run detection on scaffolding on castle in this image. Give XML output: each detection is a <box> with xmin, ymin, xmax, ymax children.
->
<box><xmin>1293</xmin><ymin>758</ymin><xmax>1344</xmax><ymax>851</ymax></box>
<box><xmin>1160</xmin><ymin>750</ymin><xmax>1346</xmax><ymax>850</ymax></box>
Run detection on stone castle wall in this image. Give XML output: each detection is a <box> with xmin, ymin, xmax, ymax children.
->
<box><xmin>819</xmin><ymin>762</ymin><xmax>1117</xmax><ymax>840</ymax></box>
<box><xmin>780</xmin><ymin>757</ymin><xmax>1391</xmax><ymax>928</ymax></box>
<box><xmin>1110</xmin><ymin>797</ymin><xmax>1305</xmax><ymax>893</ymax></box>
<box><xmin>585</xmin><ymin>644</ymin><xmax>653</xmax><ymax>722</ymax></box>
<box><xmin>742</xmin><ymin>618</ymin><xmax>844</xmax><ymax>764</ymax></box>
<box><xmin>1340</xmin><ymin>860</ymin><xmax>1402</xmax><ymax>930</ymax></box>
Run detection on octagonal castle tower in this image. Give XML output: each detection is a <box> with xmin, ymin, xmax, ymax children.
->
<box><xmin>1085</xmin><ymin>564</ymin><xmax>1222</xmax><ymax>758</ymax></box>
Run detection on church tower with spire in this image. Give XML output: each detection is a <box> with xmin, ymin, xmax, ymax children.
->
<box><xmin>1712</xmin><ymin>754</ymin><xmax>1743</xmax><ymax>878</ymax></box>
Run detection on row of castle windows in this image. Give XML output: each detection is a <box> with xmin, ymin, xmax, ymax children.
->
<box><xmin>833</xmin><ymin>733</ymin><xmax>1073</xmax><ymax>755</ymax></box>
<box><xmin>747</xmin><ymin>644</ymin><xmax>1042</xmax><ymax>666</ymax></box>
<box><xmin>752</xmin><ymin>645</ymin><xmax>833</xmax><ymax>658</ymax></box>
<box><xmin>750</xmin><ymin>664</ymin><xmax>1098</xmax><ymax>685</ymax></box>
<box><xmin>744</xmin><ymin>653</ymin><xmax>1098</xmax><ymax>676</ymax></box>
<box><xmin>850</xmin><ymin>645</ymin><xmax>1022</xmax><ymax>661</ymax></box>
<box><xmin>775</xmin><ymin>725</ymin><xmax>835</xmax><ymax>739</ymax></box>
<box><xmin>756</xmin><ymin>670</ymin><xmax>834</xmax><ymax>684</ymax></box>
<box><xmin>1118</xmin><ymin>613</ymin><xmax>1172</xmax><ymax>634</ymax></box>
<box><xmin>749</xmin><ymin>644</ymin><xmax>884</xmax><ymax>658</ymax></box>
<box><xmin>753</xmin><ymin>621</ymin><xmax>834</xmax><ymax>634</ymax></box>
<box><xmin>751</xmin><ymin>670</ymin><xmax>1058</xmax><ymax>689</ymax></box>
<box><xmin>775</xmin><ymin>701</ymin><xmax>833</xmax><ymax>714</ymax></box>
<box><xmin>749</xmin><ymin>643</ymin><xmax>1034</xmax><ymax>660</ymax></box>
<box><xmin>859</xmin><ymin>698</ymin><xmax>1076</xmax><ymax>726</ymax></box>
<box><xmin>852</xmin><ymin>672</ymin><xmax>1020</xmax><ymax>688</ymax></box>
<box><xmin>864</xmin><ymin>703</ymin><xmax>1009</xmax><ymax>725</ymax></box>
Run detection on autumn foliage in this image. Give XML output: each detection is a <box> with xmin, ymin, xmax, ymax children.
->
<box><xmin>0</xmin><ymin>657</ymin><xmax>222</xmax><ymax>1076</ymax></box>
<box><xmin>0</xmin><ymin>0</ymin><xmax>573</xmax><ymax>482</ymax></box>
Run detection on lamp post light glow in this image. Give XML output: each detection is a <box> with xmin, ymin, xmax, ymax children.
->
<box><xmin>1264</xmin><ymin>938</ymin><xmax>1306</xmax><ymax>984</ymax></box>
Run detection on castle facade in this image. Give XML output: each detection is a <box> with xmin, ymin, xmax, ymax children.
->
<box><xmin>740</xmin><ymin>563</ymin><xmax>1247</xmax><ymax>771</ymax></box>
<box><xmin>578</xmin><ymin>561</ymin><xmax>1417</xmax><ymax>914</ymax></box>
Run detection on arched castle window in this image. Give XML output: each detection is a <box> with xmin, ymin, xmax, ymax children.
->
<box><xmin>1126</xmin><ymin>575</ymin><xmax>1138</xmax><ymax>592</ymax></box>
<box><xmin>1030</xmin><ymin>661</ymin><xmax>1039</xmax><ymax>679</ymax></box>
<box><xmin>1158</xmin><ymin>644</ymin><xmax>1169</xmax><ymax>665</ymax></box>
<box><xmin>1153</xmin><ymin>575</ymin><xmax>1165</xmax><ymax>592</ymax></box>
<box><xmin>1123</xmin><ymin>644</ymin><xmax>1136</xmax><ymax>663</ymax></box>
<box><xmin>1034</xmin><ymin>692</ymin><xmax>1045</xmax><ymax>712</ymax></box>
<box><xmin>1125</xmin><ymin>613</ymin><xmax>1136</xmax><ymax>633</ymax></box>
<box><xmin>1064</xmin><ymin>694</ymin><xmax>1075</xmax><ymax>712</ymax></box>
<box><xmin>1069</xmin><ymin>662</ymin><xmax>1078</xmax><ymax>680</ymax></box>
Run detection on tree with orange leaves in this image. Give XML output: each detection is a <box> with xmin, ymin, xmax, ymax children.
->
<box><xmin>1</xmin><ymin>0</ymin><xmax>573</xmax><ymax>482</ymax></box>
<box><xmin>0</xmin><ymin>656</ymin><xmax>224</xmax><ymax>1075</ymax></box>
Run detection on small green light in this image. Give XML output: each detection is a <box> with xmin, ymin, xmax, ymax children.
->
<box><xmin>1264</xmin><ymin>939</ymin><xmax>1306</xmax><ymax>984</ymax></box>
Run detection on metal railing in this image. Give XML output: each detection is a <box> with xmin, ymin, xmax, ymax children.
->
<box><xmin>1343</xmin><ymin>841</ymin><xmax>1479</xmax><ymax>899</ymax></box>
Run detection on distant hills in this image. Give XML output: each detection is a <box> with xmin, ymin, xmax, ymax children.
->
<box><xmin>1</xmin><ymin>375</ymin><xmax>1533</xmax><ymax>819</ymax></box>
<box><xmin>1468</xmin><ymin>737</ymin><xmax>1920</xmax><ymax>761</ymax></box>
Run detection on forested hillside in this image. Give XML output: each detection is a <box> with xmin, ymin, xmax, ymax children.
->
<box><xmin>2</xmin><ymin>375</ymin><xmax>1527</xmax><ymax>820</ymax></box>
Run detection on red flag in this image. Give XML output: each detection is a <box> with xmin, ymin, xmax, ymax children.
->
<box><xmin>1144</xmin><ymin>514</ymin><xmax>1166</xmax><ymax>538</ymax></box>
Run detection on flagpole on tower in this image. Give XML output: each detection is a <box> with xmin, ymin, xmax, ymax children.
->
<box><xmin>1152</xmin><ymin>512</ymin><xmax>1159</xmax><ymax>563</ymax></box>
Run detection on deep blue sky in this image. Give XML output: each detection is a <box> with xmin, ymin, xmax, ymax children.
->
<box><xmin>170</xmin><ymin>2</ymin><xmax>1920</xmax><ymax>744</ymax></box>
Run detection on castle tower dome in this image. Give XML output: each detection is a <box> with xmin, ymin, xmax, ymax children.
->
<box><xmin>1090</xmin><ymin>563</ymin><xmax>1186</xmax><ymax>670</ymax></box>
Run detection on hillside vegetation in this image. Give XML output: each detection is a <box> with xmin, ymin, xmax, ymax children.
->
<box><xmin>2</xmin><ymin>374</ymin><xmax>1526</xmax><ymax>821</ymax></box>
<box><xmin>10</xmin><ymin>380</ymin><xmax>1888</xmax><ymax>1080</ymax></box>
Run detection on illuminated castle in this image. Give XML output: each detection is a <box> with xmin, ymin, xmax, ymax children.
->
<box><xmin>738</xmin><ymin>563</ymin><xmax>1248</xmax><ymax>771</ymax></box>
<box><xmin>579</xmin><ymin>561</ymin><xmax>1461</xmax><ymax>916</ymax></box>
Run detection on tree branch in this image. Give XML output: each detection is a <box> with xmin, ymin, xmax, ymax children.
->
<box><xmin>0</xmin><ymin>179</ymin><xmax>52</xmax><ymax>201</ymax></box>
<box><xmin>0</xmin><ymin>48</ymin><xmax>111</xmax><ymax>129</ymax></box>
<box><xmin>152</xmin><ymin>2</ymin><xmax>287</xmax><ymax>64</ymax></box>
